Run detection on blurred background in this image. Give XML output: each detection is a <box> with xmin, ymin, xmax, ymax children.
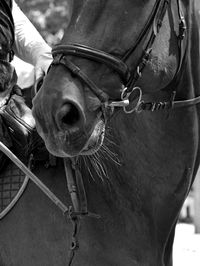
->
<box><xmin>14</xmin><ymin>1</ymin><xmax>200</xmax><ymax>265</ymax></box>
<box><xmin>15</xmin><ymin>0</ymin><xmax>68</xmax><ymax>46</ymax></box>
<box><xmin>13</xmin><ymin>0</ymin><xmax>69</xmax><ymax>88</ymax></box>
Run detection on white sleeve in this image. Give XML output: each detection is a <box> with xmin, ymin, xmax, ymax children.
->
<box><xmin>12</xmin><ymin>0</ymin><xmax>52</xmax><ymax>66</ymax></box>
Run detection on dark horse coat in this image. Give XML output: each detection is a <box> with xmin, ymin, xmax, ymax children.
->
<box><xmin>0</xmin><ymin>1</ymin><xmax>200</xmax><ymax>266</ymax></box>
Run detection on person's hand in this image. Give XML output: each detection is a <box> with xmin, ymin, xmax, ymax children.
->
<box><xmin>35</xmin><ymin>52</ymin><xmax>53</xmax><ymax>80</ymax></box>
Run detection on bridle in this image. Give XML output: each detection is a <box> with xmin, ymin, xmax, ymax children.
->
<box><xmin>50</xmin><ymin>0</ymin><xmax>200</xmax><ymax>115</ymax></box>
<box><xmin>3</xmin><ymin>1</ymin><xmax>200</xmax><ymax>266</ymax></box>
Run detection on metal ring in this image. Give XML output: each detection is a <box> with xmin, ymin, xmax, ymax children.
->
<box><xmin>123</xmin><ymin>86</ymin><xmax>143</xmax><ymax>114</ymax></box>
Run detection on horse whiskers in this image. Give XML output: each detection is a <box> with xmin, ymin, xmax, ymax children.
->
<box><xmin>85</xmin><ymin>153</ymin><xmax>105</xmax><ymax>182</ymax></box>
<box><xmin>96</xmin><ymin>156</ymin><xmax>109</xmax><ymax>179</ymax></box>
<box><xmin>104</xmin><ymin>136</ymin><xmax>118</xmax><ymax>148</ymax></box>
<box><xmin>77</xmin><ymin>133</ymin><xmax>121</xmax><ymax>183</ymax></box>
<box><xmin>100</xmin><ymin>143</ymin><xmax>121</xmax><ymax>166</ymax></box>
<box><xmin>90</xmin><ymin>155</ymin><xmax>106</xmax><ymax>182</ymax></box>
<box><xmin>100</xmin><ymin>143</ymin><xmax>116</xmax><ymax>158</ymax></box>
<box><xmin>77</xmin><ymin>151</ymin><xmax>106</xmax><ymax>182</ymax></box>
<box><xmin>93</xmin><ymin>151</ymin><xmax>110</xmax><ymax>177</ymax></box>
<box><xmin>82</xmin><ymin>156</ymin><xmax>96</xmax><ymax>182</ymax></box>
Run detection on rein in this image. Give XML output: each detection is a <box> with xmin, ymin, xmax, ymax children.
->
<box><xmin>50</xmin><ymin>0</ymin><xmax>200</xmax><ymax>114</ymax></box>
<box><xmin>0</xmin><ymin>141</ymin><xmax>100</xmax><ymax>265</ymax></box>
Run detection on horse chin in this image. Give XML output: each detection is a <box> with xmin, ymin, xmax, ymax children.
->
<box><xmin>80</xmin><ymin>119</ymin><xmax>105</xmax><ymax>156</ymax></box>
<box><xmin>38</xmin><ymin>118</ymin><xmax>105</xmax><ymax>158</ymax></box>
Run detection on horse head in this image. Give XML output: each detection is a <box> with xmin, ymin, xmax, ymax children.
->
<box><xmin>32</xmin><ymin>0</ymin><xmax>182</xmax><ymax>158</ymax></box>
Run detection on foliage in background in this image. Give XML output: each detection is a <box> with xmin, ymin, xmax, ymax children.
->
<box><xmin>15</xmin><ymin>0</ymin><xmax>70</xmax><ymax>45</ymax></box>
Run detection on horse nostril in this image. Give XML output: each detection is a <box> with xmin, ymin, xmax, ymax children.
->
<box><xmin>62</xmin><ymin>103</ymin><xmax>80</xmax><ymax>125</ymax></box>
<box><xmin>56</xmin><ymin>102</ymin><xmax>84</xmax><ymax>129</ymax></box>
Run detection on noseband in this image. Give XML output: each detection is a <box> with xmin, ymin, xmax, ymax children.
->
<box><xmin>50</xmin><ymin>0</ymin><xmax>200</xmax><ymax>114</ymax></box>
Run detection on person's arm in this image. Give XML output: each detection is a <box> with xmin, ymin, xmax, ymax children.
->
<box><xmin>12</xmin><ymin>1</ymin><xmax>52</xmax><ymax>78</ymax></box>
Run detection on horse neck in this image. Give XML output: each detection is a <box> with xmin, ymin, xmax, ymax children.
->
<box><xmin>169</xmin><ymin>0</ymin><xmax>199</xmax><ymax>104</ymax></box>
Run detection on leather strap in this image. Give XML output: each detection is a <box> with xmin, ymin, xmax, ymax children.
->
<box><xmin>63</xmin><ymin>157</ymin><xmax>88</xmax><ymax>215</ymax></box>
<box><xmin>52</xmin><ymin>44</ymin><xmax>130</xmax><ymax>84</ymax></box>
<box><xmin>136</xmin><ymin>93</ymin><xmax>200</xmax><ymax>112</ymax></box>
<box><xmin>51</xmin><ymin>54</ymin><xmax>109</xmax><ymax>103</ymax></box>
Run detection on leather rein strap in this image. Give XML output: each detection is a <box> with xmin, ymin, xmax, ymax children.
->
<box><xmin>51</xmin><ymin>0</ymin><xmax>200</xmax><ymax>114</ymax></box>
<box><xmin>0</xmin><ymin>141</ymin><xmax>100</xmax><ymax>265</ymax></box>
<box><xmin>0</xmin><ymin>142</ymin><xmax>100</xmax><ymax>219</ymax></box>
<box><xmin>63</xmin><ymin>158</ymin><xmax>99</xmax><ymax>265</ymax></box>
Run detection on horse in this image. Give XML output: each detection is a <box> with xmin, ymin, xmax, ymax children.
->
<box><xmin>1</xmin><ymin>0</ymin><xmax>200</xmax><ymax>265</ymax></box>
<box><xmin>31</xmin><ymin>0</ymin><xmax>200</xmax><ymax>265</ymax></box>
